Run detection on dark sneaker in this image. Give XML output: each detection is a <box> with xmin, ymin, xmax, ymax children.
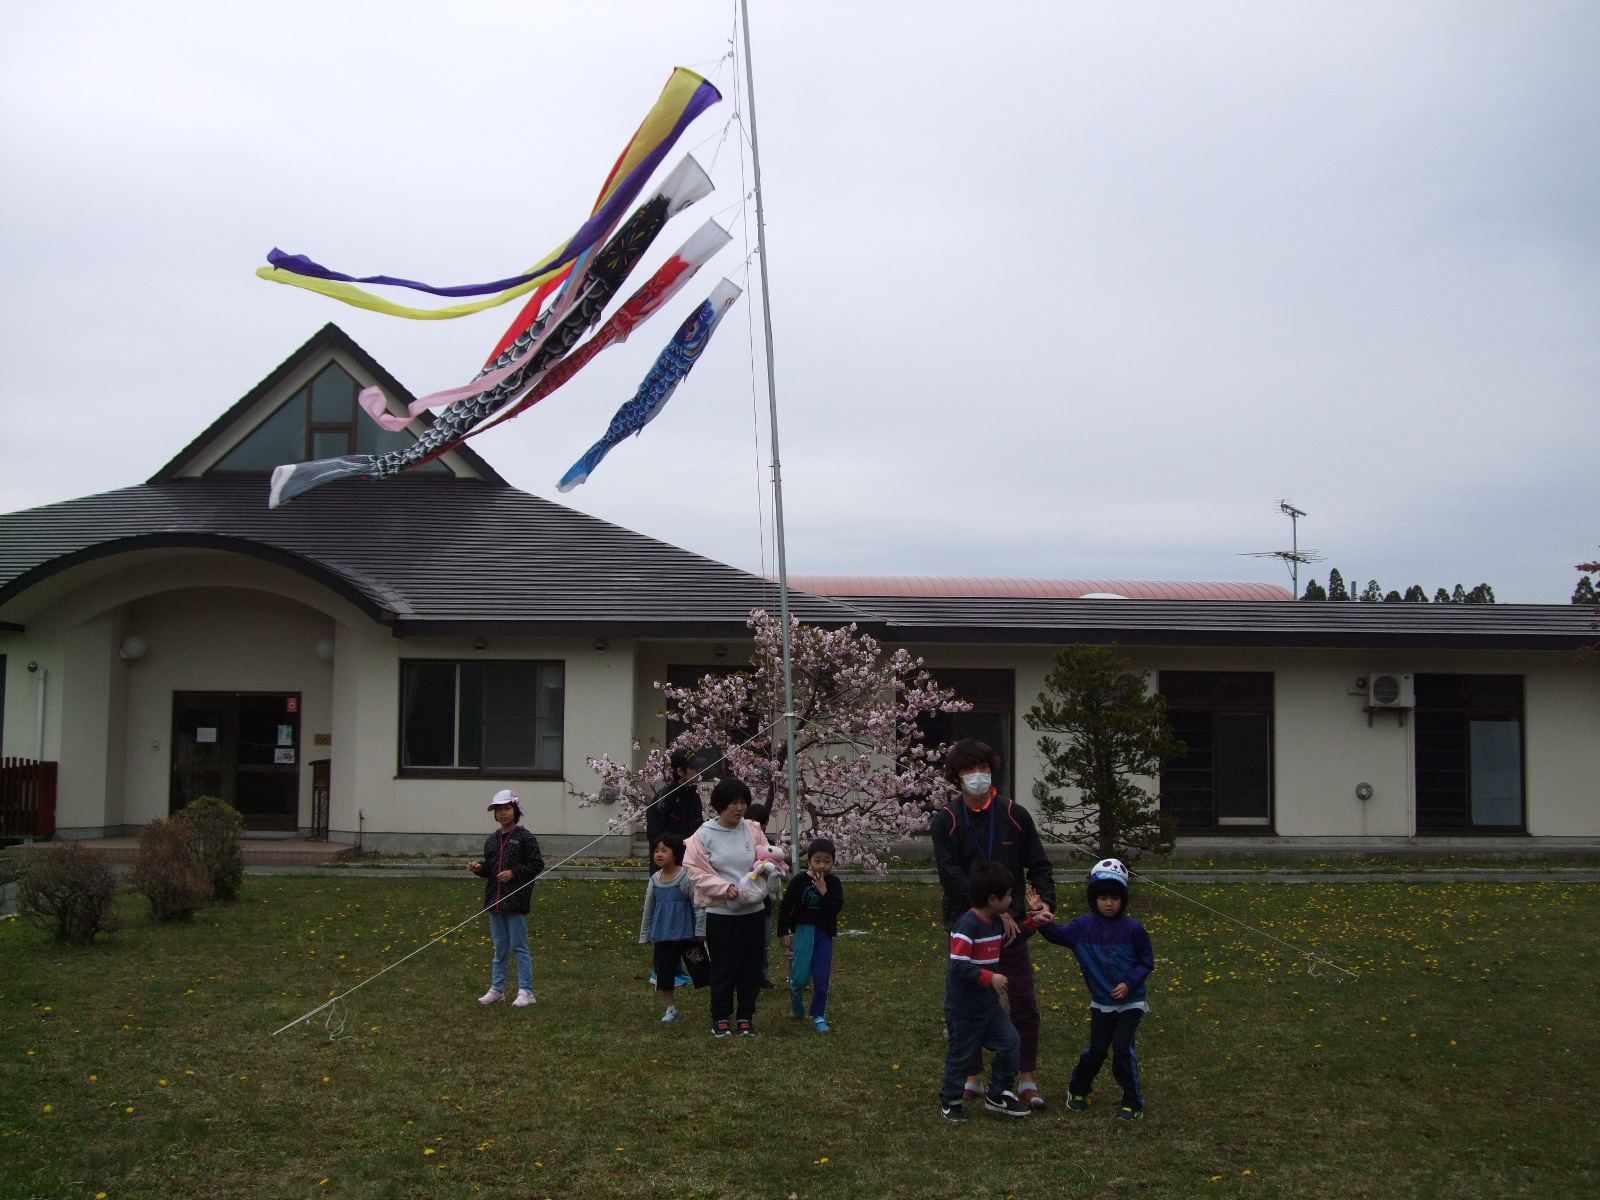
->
<box><xmin>760</xmin><ymin>978</ymin><xmax>776</xmax><ymax>989</ymax></box>
<box><xmin>940</xmin><ymin>1101</ymin><xmax>967</xmax><ymax>1122</ymax></box>
<box><xmin>737</xmin><ymin>1020</ymin><xmax>755</xmax><ymax>1037</ymax></box>
<box><xmin>984</xmin><ymin>1091</ymin><xmax>1032</xmax><ymax>1118</ymax></box>
<box><xmin>712</xmin><ymin>1020</ymin><xmax>733</xmax><ymax>1038</ymax></box>
<box><xmin>1066</xmin><ymin>1094</ymin><xmax>1089</xmax><ymax>1112</ymax></box>
<box><xmin>1115</xmin><ymin>1106</ymin><xmax>1144</xmax><ymax>1121</ymax></box>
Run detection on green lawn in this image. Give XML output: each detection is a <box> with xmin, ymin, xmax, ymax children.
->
<box><xmin>3</xmin><ymin>875</ymin><xmax>1596</xmax><ymax>1199</ymax></box>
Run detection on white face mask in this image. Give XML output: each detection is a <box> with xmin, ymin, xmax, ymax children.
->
<box><xmin>961</xmin><ymin>772</ymin><xmax>992</xmax><ymax>797</ymax></box>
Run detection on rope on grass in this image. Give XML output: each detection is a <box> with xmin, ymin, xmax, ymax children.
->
<box><xmin>1053</xmin><ymin>843</ymin><xmax>1361</xmax><ymax>981</ymax></box>
<box><xmin>269</xmin><ymin>715</ymin><xmax>789</xmax><ymax>1036</ymax></box>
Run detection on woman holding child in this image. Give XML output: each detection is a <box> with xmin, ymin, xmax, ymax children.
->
<box><xmin>682</xmin><ymin>777</ymin><xmax>771</xmax><ymax>1038</ymax></box>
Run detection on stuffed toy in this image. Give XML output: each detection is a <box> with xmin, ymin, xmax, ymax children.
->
<box><xmin>736</xmin><ymin>846</ymin><xmax>789</xmax><ymax>906</ymax></box>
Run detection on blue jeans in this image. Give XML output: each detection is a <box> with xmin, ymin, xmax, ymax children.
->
<box><xmin>941</xmin><ymin>1000</ymin><xmax>1020</xmax><ymax>1106</ymax></box>
<box><xmin>489</xmin><ymin>912</ymin><xmax>532</xmax><ymax>994</ymax></box>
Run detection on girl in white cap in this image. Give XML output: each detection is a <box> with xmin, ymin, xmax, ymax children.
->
<box><xmin>468</xmin><ymin>790</ymin><xmax>544</xmax><ymax>1007</ymax></box>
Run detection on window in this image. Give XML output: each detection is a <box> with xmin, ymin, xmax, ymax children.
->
<box><xmin>918</xmin><ymin>669</ymin><xmax>1015</xmax><ymax>798</ymax></box>
<box><xmin>664</xmin><ymin>665</ymin><xmax>755</xmax><ymax>779</ymax></box>
<box><xmin>400</xmin><ymin>661</ymin><xmax>564</xmax><ymax>776</ymax></box>
<box><xmin>212</xmin><ymin>362</ymin><xmax>448</xmax><ymax>472</ymax></box>
<box><xmin>1414</xmin><ymin>675</ymin><xmax>1524</xmax><ymax>833</ymax></box>
<box><xmin>1159</xmin><ymin>672</ymin><xmax>1274</xmax><ymax>832</ymax></box>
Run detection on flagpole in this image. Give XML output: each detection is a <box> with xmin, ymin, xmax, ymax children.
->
<box><xmin>739</xmin><ymin>0</ymin><xmax>802</xmax><ymax>871</ymax></box>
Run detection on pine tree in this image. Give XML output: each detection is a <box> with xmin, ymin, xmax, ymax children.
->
<box><xmin>1403</xmin><ymin>585</ymin><xmax>1428</xmax><ymax>602</ymax></box>
<box><xmin>1465</xmin><ymin>583</ymin><xmax>1496</xmax><ymax>604</ymax></box>
<box><xmin>1451</xmin><ymin>584</ymin><xmax>1467</xmax><ymax>604</ymax></box>
<box><xmin>1433</xmin><ymin>587</ymin><xmax>1451</xmax><ymax>603</ymax></box>
<box><xmin>1327</xmin><ymin>569</ymin><xmax>1349</xmax><ymax>601</ymax></box>
<box><xmin>1360</xmin><ymin>580</ymin><xmax>1383</xmax><ymax>602</ymax></box>
<box><xmin>1574</xmin><ymin>576</ymin><xmax>1598</xmax><ymax>605</ymax></box>
<box><xmin>1383</xmin><ymin>589</ymin><xmax>1403</xmax><ymax>602</ymax></box>
<box><xmin>1301</xmin><ymin>579</ymin><xmax>1328</xmax><ymax>601</ymax></box>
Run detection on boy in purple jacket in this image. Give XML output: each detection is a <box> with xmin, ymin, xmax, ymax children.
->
<box><xmin>1030</xmin><ymin>858</ymin><xmax>1155</xmax><ymax>1119</ymax></box>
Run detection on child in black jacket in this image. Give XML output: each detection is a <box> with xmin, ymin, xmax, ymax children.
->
<box><xmin>468</xmin><ymin>790</ymin><xmax>544</xmax><ymax>1008</ymax></box>
<box><xmin>778</xmin><ymin>838</ymin><xmax>844</xmax><ymax>1032</ymax></box>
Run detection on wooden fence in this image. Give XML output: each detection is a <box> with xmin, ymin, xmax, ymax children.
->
<box><xmin>0</xmin><ymin>758</ymin><xmax>58</xmax><ymax>838</ymax></box>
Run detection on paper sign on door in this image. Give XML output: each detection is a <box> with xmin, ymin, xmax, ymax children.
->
<box><xmin>196</xmin><ymin>728</ymin><xmax>217</xmax><ymax>743</ymax></box>
<box><xmin>277</xmin><ymin>725</ymin><xmax>294</xmax><ymax>746</ymax></box>
<box><xmin>274</xmin><ymin>749</ymin><xmax>296</xmax><ymax>764</ymax></box>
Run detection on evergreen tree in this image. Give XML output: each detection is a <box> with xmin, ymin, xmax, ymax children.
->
<box><xmin>1301</xmin><ymin>579</ymin><xmax>1328</xmax><ymax>601</ymax></box>
<box><xmin>1327</xmin><ymin>569</ymin><xmax>1349</xmax><ymax>601</ymax></box>
<box><xmin>1433</xmin><ymin>587</ymin><xmax>1451</xmax><ymax>603</ymax></box>
<box><xmin>1025</xmin><ymin>645</ymin><xmax>1183</xmax><ymax>859</ymax></box>
<box><xmin>1403</xmin><ymin>585</ymin><xmax>1428</xmax><ymax>603</ymax></box>
<box><xmin>1465</xmin><ymin>583</ymin><xmax>1496</xmax><ymax>604</ymax></box>
<box><xmin>1360</xmin><ymin>580</ymin><xmax>1383</xmax><ymax>602</ymax></box>
<box><xmin>1574</xmin><ymin>576</ymin><xmax>1598</xmax><ymax>605</ymax></box>
<box><xmin>1451</xmin><ymin>584</ymin><xmax>1467</xmax><ymax>604</ymax></box>
<box><xmin>1383</xmin><ymin>589</ymin><xmax>1403</xmax><ymax>602</ymax></box>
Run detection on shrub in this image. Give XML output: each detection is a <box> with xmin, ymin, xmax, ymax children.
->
<box><xmin>16</xmin><ymin>843</ymin><xmax>121</xmax><ymax>942</ymax></box>
<box><xmin>128</xmin><ymin>819</ymin><xmax>212</xmax><ymax>921</ymax></box>
<box><xmin>177</xmin><ymin>796</ymin><xmax>245</xmax><ymax>902</ymax></box>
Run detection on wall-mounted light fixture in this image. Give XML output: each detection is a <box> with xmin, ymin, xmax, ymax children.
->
<box><xmin>473</xmin><ymin>637</ymin><xmax>487</xmax><ymax>653</ymax></box>
<box><xmin>1355</xmin><ymin>782</ymin><xmax>1374</xmax><ymax>801</ymax></box>
<box><xmin>314</xmin><ymin>637</ymin><xmax>335</xmax><ymax>661</ymax></box>
<box><xmin>119</xmin><ymin>636</ymin><xmax>147</xmax><ymax>660</ymax></box>
<box><xmin>593</xmin><ymin>637</ymin><xmax>609</xmax><ymax>653</ymax></box>
<box><xmin>714</xmin><ymin>644</ymin><xmax>727</xmax><ymax>659</ymax></box>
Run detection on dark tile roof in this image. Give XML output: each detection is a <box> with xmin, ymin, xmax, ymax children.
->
<box><xmin>0</xmin><ymin>475</ymin><xmax>872</xmax><ymax>638</ymax></box>
<box><xmin>816</xmin><ymin>592</ymin><xmax>1596</xmax><ymax>651</ymax></box>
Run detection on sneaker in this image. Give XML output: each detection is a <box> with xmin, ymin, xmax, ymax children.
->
<box><xmin>648</xmin><ymin>972</ymin><xmax>658</xmax><ymax>988</ymax></box>
<box><xmin>511</xmin><ymin>989</ymin><xmax>536</xmax><ymax>1008</ymax></box>
<box><xmin>712</xmin><ymin>1020</ymin><xmax>733</xmax><ymax>1038</ymax></box>
<box><xmin>737</xmin><ymin>1019</ymin><xmax>755</xmax><ymax>1037</ymax></box>
<box><xmin>477</xmin><ymin>989</ymin><xmax>504</xmax><ymax>1005</ymax></box>
<box><xmin>1066</xmin><ymin>1094</ymin><xmax>1089</xmax><ymax>1112</ymax></box>
<box><xmin>1018</xmin><ymin>1083</ymin><xmax>1045</xmax><ymax>1111</ymax></box>
<box><xmin>660</xmin><ymin>1006</ymin><xmax>679</xmax><ymax>1023</ymax></box>
<box><xmin>675</xmin><ymin>973</ymin><xmax>693</xmax><ymax>988</ymax></box>
<box><xmin>812</xmin><ymin>1016</ymin><xmax>831</xmax><ymax>1033</ymax></box>
<box><xmin>984</xmin><ymin>1091</ymin><xmax>1032</xmax><ymax>1118</ymax></box>
<box><xmin>1115</xmin><ymin>1106</ymin><xmax>1144</xmax><ymax>1121</ymax></box>
<box><xmin>940</xmin><ymin>1101</ymin><xmax>968</xmax><ymax>1122</ymax></box>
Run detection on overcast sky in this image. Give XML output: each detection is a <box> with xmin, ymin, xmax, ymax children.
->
<box><xmin>1</xmin><ymin>1</ymin><xmax>1595</xmax><ymax>601</ymax></box>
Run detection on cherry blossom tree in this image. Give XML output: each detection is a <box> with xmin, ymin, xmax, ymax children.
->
<box><xmin>580</xmin><ymin>610</ymin><xmax>969</xmax><ymax>868</ymax></box>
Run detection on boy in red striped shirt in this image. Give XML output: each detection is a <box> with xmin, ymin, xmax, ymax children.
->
<box><xmin>940</xmin><ymin>861</ymin><xmax>1050</xmax><ymax>1120</ymax></box>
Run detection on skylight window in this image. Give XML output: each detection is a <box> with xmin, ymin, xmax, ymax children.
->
<box><xmin>211</xmin><ymin>362</ymin><xmax>447</xmax><ymax>472</ymax></box>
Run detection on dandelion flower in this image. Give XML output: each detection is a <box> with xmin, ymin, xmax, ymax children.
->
<box><xmin>42</xmin><ymin>1105</ymin><xmax>52</xmax><ymax>1113</ymax></box>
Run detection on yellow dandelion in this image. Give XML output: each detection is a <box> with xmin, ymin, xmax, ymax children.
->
<box><xmin>423</xmin><ymin>1148</ymin><xmax>435</xmax><ymax>1156</ymax></box>
<box><xmin>42</xmin><ymin>1105</ymin><xmax>53</xmax><ymax>1113</ymax></box>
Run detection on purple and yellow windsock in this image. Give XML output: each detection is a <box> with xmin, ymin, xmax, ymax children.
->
<box><xmin>254</xmin><ymin>68</ymin><xmax>721</xmax><ymax>321</ymax></box>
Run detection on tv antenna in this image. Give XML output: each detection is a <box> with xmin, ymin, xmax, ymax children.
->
<box><xmin>1242</xmin><ymin>500</ymin><xmax>1323</xmax><ymax>597</ymax></box>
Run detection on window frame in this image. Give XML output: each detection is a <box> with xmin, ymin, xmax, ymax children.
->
<box><xmin>397</xmin><ymin>658</ymin><xmax>566</xmax><ymax>780</ymax></box>
<box><xmin>1158</xmin><ymin>671</ymin><xmax>1276</xmax><ymax>835</ymax></box>
<box><xmin>1413</xmin><ymin>674</ymin><xmax>1527</xmax><ymax>836</ymax></box>
<box><xmin>917</xmin><ymin>668</ymin><xmax>1016</xmax><ymax>800</ymax></box>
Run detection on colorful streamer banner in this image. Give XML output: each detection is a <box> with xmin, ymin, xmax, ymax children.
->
<box><xmin>556</xmin><ymin>277</ymin><xmax>742</xmax><ymax>492</ymax></box>
<box><xmin>268</xmin><ymin>161</ymin><xmax>716</xmax><ymax>508</ymax></box>
<box><xmin>254</xmin><ymin>68</ymin><xmax>721</xmax><ymax>320</ymax></box>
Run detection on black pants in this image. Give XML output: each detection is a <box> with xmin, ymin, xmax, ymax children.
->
<box><xmin>652</xmin><ymin>939</ymin><xmax>708</xmax><ymax>991</ymax></box>
<box><xmin>1069</xmin><ymin>1008</ymin><xmax>1144</xmax><ymax>1110</ymax></box>
<box><xmin>705</xmin><ymin>911</ymin><xmax>765</xmax><ymax>1022</ymax></box>
<box><xmin>941</xmin><ymin>1000</ymin><xmax>1020</xmax><ymax>1105</ymax></box>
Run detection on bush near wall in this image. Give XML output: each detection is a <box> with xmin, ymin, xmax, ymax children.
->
<box><xmin>128</xmin><ymin>819</ymin><xmax>212</xmax><ymax>921</ymax></box>
<box><xmin>16</xmin><ymin>842</ymin><xmax>121</xmax><ymax>942</ymax></box>
<box><xmin>178</xmin><ymin>796</ymin><xmax>245</xmax><ymax>902</ymax></box>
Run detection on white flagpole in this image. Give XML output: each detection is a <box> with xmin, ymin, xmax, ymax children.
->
<box><xmin>739</xmin><ymin>0</ymin><xmax>802</xmax><ymax>870</ymax></box>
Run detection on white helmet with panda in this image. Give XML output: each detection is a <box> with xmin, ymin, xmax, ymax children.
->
<box><xmin>1089</xmin><ymin>858</ymin><xmax>1130</xmax><ymax>889</ymax></box>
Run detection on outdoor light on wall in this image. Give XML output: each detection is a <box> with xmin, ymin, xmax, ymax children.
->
<box><xmin>314</xmin><ymin>638</ymin><xmax>335</xmax><ymax>661</ymax></box>
<box><xmin>119</xmin><ymin>636</ymin><xmax>147</xmax><ymax>660</ymax></box>
<box><xmin>714</xmin><ymin>644</ymin><xmax>727</xmax><ymax>659</ymax></box>
<box><xmin>1355</xmin><ymin>782</ymin><xmax>1374</xmax><ymax>802</ymax></box>
<box><xmin>594</xmin><ymin>637</ymin><xmax>609</xmax><ymax>653</ymax></box>
<box><xmin>473</xmin><ymin>637</ymin><xmax>487</xmax><ymax>653</ymax></box>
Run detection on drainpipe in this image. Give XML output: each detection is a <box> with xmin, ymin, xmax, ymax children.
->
<box><xmin>34</xmin><ymin>665</ymin><xmax>47</xmax><ymax>761</ymax></box>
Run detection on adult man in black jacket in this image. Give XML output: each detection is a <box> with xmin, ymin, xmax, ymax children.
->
<box><xmin>645</xmin><ymin>748</ymin><xmax>705</xmax><ymax>847</ymax></box>
<box><xmin>931</xmin><ymin>739</ymin><xmax>1057</xmax><ymax>1109</ymax></box>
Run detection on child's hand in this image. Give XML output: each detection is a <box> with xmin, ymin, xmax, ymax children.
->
<box><xmin>1110</xmin><ymin>982</ymin><xmax>1129</xmax><ymax>1001</ymax></box>
<box><xmin>497</xmin><ymin>869</ymin><xmax>514</xmax><ymax>883</ymax></box>
<box><xmin>989</xmin><ymin>972</ymin><xmax>1010</xmax><ymax>996</ymax></box>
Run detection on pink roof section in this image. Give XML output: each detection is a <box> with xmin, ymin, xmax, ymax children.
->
<box><xmin>786</xmin><ymin>576</ymin><xmax>1295</xmax><ymax>602</ymax></box>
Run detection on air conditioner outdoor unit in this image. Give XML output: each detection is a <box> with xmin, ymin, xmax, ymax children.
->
<box><xmin>1366</xmin><ymin>672</ymin><xmax>1414</xmax><ymax>710</ymax></box>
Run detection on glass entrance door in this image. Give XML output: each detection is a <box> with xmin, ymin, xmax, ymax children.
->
<box><xmin>171</xmin><ymin>692</ymin><xmax>301</xmax><ymax>832</ymax></box>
